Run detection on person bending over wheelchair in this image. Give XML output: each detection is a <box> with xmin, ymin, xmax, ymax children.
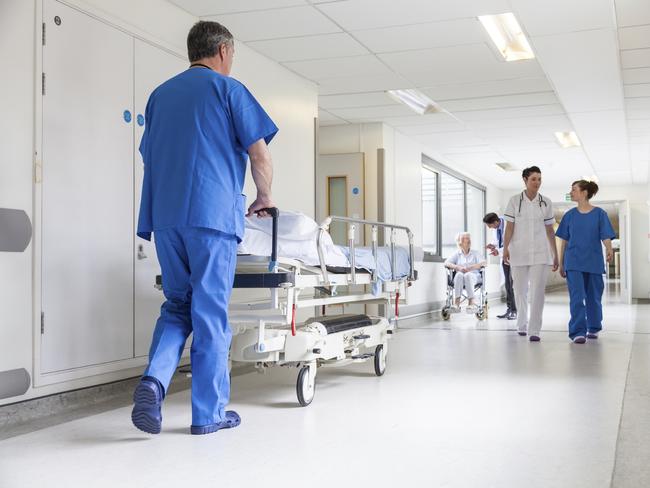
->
<box><xmin>444</xmin><ymin>232</ymin><xmax>487</xmax><ymax>313</ymax></box>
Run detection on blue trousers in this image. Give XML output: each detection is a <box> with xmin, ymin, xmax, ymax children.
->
<box><xmin>144</xmin><ymin>227</ymin><xmax>237</xmax><ymax>427</ymax></box>
<box><xmin>566</xmin><ymin>271</ymin><xmax>604</xmax><ymax>339</ymax></box>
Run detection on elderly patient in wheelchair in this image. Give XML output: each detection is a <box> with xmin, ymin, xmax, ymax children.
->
<box><xmin>444</xmin><ymin>232</ymin><xmax>487</xmax><ymax>313</ymax></box>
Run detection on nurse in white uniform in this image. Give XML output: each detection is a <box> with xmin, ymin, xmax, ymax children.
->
<box><xmin>502</xmin><ymin>166</ymin><xmax>558</xmax><ymax>342</ymax></box>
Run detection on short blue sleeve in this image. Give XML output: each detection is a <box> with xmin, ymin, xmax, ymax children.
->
<box><xmin>555</xmin><ymin>211</ymin><xmax>571</xmax><ymax>240</ymax></box>
<box><xmin>599</xmin><ymin>208</ymin><xmax>616</xmax><ymax>240</ymax></box>
<box><xmin>228</xmin><ymin>83</ymin><xmax>278</xmax><ymax>150</ymax></box>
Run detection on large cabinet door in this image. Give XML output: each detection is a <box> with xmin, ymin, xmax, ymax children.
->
<box><xmin>133</xmin><ymin>39</ymin><xmax>187</xmax><ymax>356</ymax></box>
<box><xmin>41</xmin><ymin>0</ymin><xmax>134</xmax><ymax>372</ymax></box>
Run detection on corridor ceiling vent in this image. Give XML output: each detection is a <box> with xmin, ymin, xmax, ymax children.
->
<box><xmin>385</xmin><ymin>89</ymin><xmax>444</xmax><ymax>115</ymax></box>
<box><xmin>554</xmin><ymin>131</ymin><xmax>581</xmax><ymax>148</ymax></box>
<box><xmin>478</xmin><ymin>13</ymin><xmax>535</xmax><ymax>62</ymax></box>
<box><xmin>496</xmin><ymin>162</ymin><xmax>518</xmax><ymax>172</ymax></box>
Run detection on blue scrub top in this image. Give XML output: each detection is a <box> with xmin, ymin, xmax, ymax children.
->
<box><xmin>555</xmin><ymin>207</ymin><xmax>616</xmax><ymax>274</ymax></box>
<box><xmin>137</xmin><ymin>67</ymin><xmax>278</xmax><ymax>242</ymax></box>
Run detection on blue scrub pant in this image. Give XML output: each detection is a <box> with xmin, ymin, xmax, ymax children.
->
<box><xmin>566</xmin><ymin>271</ymin><xmax>604</xmax><ymax>339</ymax></box>
<box><xmin>144</xmin><ymin>227</ymin><xmax>238</xmax><ymax>427</ymax></box>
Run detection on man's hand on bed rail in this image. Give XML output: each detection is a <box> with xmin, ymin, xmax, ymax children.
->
<box><xmin>247</xmin><ymin>195</ymin><xmax>276</xmax><ymax>217</ymax></box>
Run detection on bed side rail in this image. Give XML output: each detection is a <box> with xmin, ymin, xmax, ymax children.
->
<box><xmin>316</xmin><ymin>215</ymin><xmax>415</xmax><ymax>285</ymax></box>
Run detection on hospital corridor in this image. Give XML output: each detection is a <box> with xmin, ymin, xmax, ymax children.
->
<box><xmin>1</xmin><ymin>1</ymin><xmax>650</xmax><ymax>487</ymax></box>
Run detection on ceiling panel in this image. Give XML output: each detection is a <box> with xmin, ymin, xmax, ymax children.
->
<box><xmin>531</xmin><ymin>29</ymin><xmax>623</xmax><ymax>112</ymax></box>
<box><xmin>379</xmin><ymin>113</ymin><xmax>461</xmax><ymax>127</ymax></box>
<box><xmin>624</xmin><ymin>83</ymin><xmax>650</xmax><ymax>97</ymax></box>
<box><xmin>350</xmin><ymin>18</ymin><xmax>487</xmax><ymax>53</ymax></box>
<box><xmin>283</xmin><ymin>55</ymin><xmax>392</xmax><ymax>81</ymax></box>
<box><xmin>621</xmin><ymin>48</ymin><xmax>650</xmax><ymax>69</ymax></box>
<box><xmin>327</xmin><ymin>104</ymin><xmax>417</xmax><ymax>119</ymax></box>
<box><xmin>570</xmin><ymin>110</ymin><xmax>628</xmax><ymax>147</ymax></box>
<box><xmin>378</xmin><ymin>44</ymin><xmax>543</xmax><ymax>85</ymax></box>
<box><xmin>456</xmin><ymin>104</ymin><xmax>566</xmax><ymax>121</ymax></box>
<box><xmin>247</xmin><ymin>33</ymin><xmax>369</xmax><ymax>62</ymax></box>
<box><xmin>396</xmin><ymin>121</ymin><xmax>471</xmax><ymax>135</ymax></box>
<box><xmin>629</xmin><ymin>144</ymin><xmax>650</xmax><ymax>160</ymax></box>
<box><xmin>171</xmin><ymin>0</ymin><xmax>307</xmax><ymax>16</ymax></box>
<box><xmin>318</xmin><ymin>108</ymin><xmax>348</xmax><ymax>126</ymax></box>
<box><xmin>464</xmin><ymin>114</ymin><xmax>573</xmax><ymax>130</ymax></box>
<box><xmin>619</xmin><ymin>25</ymin><xmax>650</xmax><ymax>50</ymax></box>
<box><xmin>204</xmin><ymin>6</ymin><xmax>340</xmax><ymax>41</ymax></box>
<box><xmin>631</xmin><ymin>160</ymin><xmax>649</xmax><ymax>183</ymax></box>
<box><xmin>616</xmin><ymin>0</ymin><xmax>650</xmax><ymax>27</ymax></box>
<box><xmin>593</xmin><ymin>171</ymin><xmax>632</xmax><ymax>185</ymax></box>
<box><xmin>319</xmin><ymin>91</ymin><xmax>399</xmax><ymax>109</ymax></box>
<box><xmin>421</xmin><ymin>77</ymin><xmax>552</xmax><ymax>101</ymax></box>
<box><xmin>315</xmin><ymin>0</ymin><xmax>511</xmax><ymax>31</ymax></box>
<box><xmin>438</xmin><ymin>92</ymin><xmax>558</xmax><ymax>112</ymax></box>
<box><xmin>510</xmin><ymin>0</ymin><xmax>615</xmax><ymax>36</ymax></box>
<box><xmin>317</xmin><ymin>73</ymin><xmax>409</xmax><ymax>95</ymax></box>
<box><xmin>622</xmin><ymin>68</ymin><xmax>650</xmax><ymax>84</ymax></box>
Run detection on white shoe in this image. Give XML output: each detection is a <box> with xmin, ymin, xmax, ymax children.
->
<box><xmin>450</xmin><ymin>306</ymin><xmax>461</xmax><ymax>313</ymax></box>
<box><xmin>466</xmin><ymin>305</ymin><xmax>478</xmax><ymax>313</ymax></box>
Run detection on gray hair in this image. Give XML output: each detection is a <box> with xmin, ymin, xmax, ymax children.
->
<box><xmin>187</xmin><ymin>21</ymin><xmax>234</xmax><ymax>62</ymax></box>
<box><xmin>455</xmin><ymin>232</ymin><xmax>471</xmax><ymax>246</ymax></box>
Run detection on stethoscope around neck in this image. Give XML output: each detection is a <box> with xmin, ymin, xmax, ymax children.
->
<box><xmin>518</xmin><ymin>191</ymin><xmax>547</xmax><ymax>214</ymax></box>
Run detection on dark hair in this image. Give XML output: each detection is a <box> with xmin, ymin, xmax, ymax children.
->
<box><xmin>483</xmin><ymin>212</ymin><xmax>500</xmax><ymax>225</ymax></box>
<box><xmin>572</xmin><ymin>179</ymin><xmax>599</xmax><ymax>199</ymax></box>
<box><xmin>187</xmin><ymin>21</ymin><xmax>233</xmax><ymax>63</ymax></box>
<box><xmin>522</xmin><ymin>166</ymin><xmax>542</xmax><ymax>179</ymax></box>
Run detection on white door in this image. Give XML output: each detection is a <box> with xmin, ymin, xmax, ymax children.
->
<box><xmin>133</xmin><ymin>39</ymin><xmax>187</xmax><ymax>357</ymax></box>
<box><xmin>316</xmin><ymin>153</ymin><xmax>365</xmax><ymax>245</ymax></box>
<box><xmin>619</xmin><ymin>201</ymin><xmax>632</xmax><ymax>304</ymax></box>
<box><xmin>41</xmin><ymin>0</ymin><xmax>134</xmax><ymax>372</ymax></box>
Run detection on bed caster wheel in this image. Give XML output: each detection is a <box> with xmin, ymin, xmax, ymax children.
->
<box><xmin>441</xmin><ymin>308</ymin><xmax>451</xmax><ymax>321</ymax></box>
<box><xmin>374</xmin><ymin>344</ymin><xmax>387</xmax><ymax>376</ymax></box>
<box><xmin>297</xmin><ymin>366</ymin><xmax>315</xmax><ymax>407</ymax></box>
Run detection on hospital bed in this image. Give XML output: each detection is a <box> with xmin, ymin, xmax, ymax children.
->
<box><xmin>157</xmin><ymin>209</ymin><xmax>417</xmax><ymax>406</ymax></box>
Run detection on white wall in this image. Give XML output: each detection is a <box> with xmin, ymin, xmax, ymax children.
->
<box><xmin>319</xmin><ymin>124</ymin><xmax>504</xmax><ymax>314</ymax></box>
<box><xmin>501</xmin><ymin>184</ymin><xmax>650</xmax><ymax>299</ymax></box>
<box><xmin>0</xmin><ymin>0</ymin><xmax>317</xmax><ymax>405</ymax></box>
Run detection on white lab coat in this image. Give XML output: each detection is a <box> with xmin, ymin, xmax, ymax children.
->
<box><xmin>503</xmin><ymin>192</ymin><xmax>555</xmax><ymax>335</ymax></box>
<box><xmin>503</xmin><ymin>192</ymin><xmax>555</xmax><ymax>266</ymax></box>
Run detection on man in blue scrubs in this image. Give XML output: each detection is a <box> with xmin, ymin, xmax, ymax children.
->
<box><xmin>131</xmin><ymin>21</ymin><xmax>278</xmax><ymax>435</ymax></box>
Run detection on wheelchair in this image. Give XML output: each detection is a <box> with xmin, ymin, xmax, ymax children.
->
<box><xmin>441</xmin><ymin>267</ymin><xmax>488</xmax><ymax>321</ymax></box>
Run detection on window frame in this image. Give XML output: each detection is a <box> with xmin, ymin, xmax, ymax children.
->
<box><xmin>421</xmin><ymin>155</ymin><xmax>487</xmax><ymax>263</ymax></box>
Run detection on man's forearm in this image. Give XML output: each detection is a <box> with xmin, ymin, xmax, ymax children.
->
<box><xmin>248</xmin><ymin>139</ymin><xmax>273</xmax><ymax>197</ymax></box>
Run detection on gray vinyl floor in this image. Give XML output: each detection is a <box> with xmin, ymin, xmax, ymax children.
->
<box><xmin>1</xmin><ymin>284</ymin><xmax>648</xmax><ymax>488</ymax></box>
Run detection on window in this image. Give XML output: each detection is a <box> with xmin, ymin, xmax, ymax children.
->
<box><xmin>421</xmin><ymin>156</ymin><xmax>486</xmax><ymax>261</ymax></box>
<box><xmin>421</xmin><ymin>167</ymin><xmax>438</xmax><ymax>255</ymax></box>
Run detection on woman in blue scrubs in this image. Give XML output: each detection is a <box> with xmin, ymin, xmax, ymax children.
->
<box><xmin>556</xmin><ymin>180</ymin><xmax>615</xmax><ymax>344</ymax></box>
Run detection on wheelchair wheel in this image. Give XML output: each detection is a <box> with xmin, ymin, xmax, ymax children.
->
<box><xmin>441</xmin><ymin>308</ymin><xmax>451</xmax><ymax>321</ymax></box>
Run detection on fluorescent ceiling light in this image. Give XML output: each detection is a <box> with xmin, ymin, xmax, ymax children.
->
<box><xmin>554</xmin><ymin>131</ymin><xmax>581</xmax><ymax>148</ymax></box>
<box><xmin>386</xmin><ymin>89</ymin><xmax>444</xmax><ymax>115</ymax></box>
<box><xmin>478</xmin><ymin>13</ymin><xmax>535</xmax><ymax>62</ymax></box>
<box><xmin>495</xmin><ymin>162</ymin><xmax>518</xmax><ymax>172</ymax></box>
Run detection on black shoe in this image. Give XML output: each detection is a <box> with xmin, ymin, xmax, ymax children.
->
<box><xmin>497</xmin><ymin>310</ymin><xmax>510</xmax><ymax>319</ymax></box>
<box><xmin>507</xmin><ymin>311</ymin><xmax>517</xmax><ymax>320</ymax></box>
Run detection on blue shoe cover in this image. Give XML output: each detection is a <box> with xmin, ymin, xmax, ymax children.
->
<box><xmin>131</xmin><ymin>378</ymin><xmax>163</xmax><ymax>434</ymax></box>
<box><xmin>190</xmin><ymin>411</ymin><xmax>241</xmax><ymax>435</ymax></box>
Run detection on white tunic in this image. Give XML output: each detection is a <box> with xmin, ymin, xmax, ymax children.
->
<box><xmin>503</xmin><ymin>192</ymin><xmax>555</xmax><ymax>266</ymax></box>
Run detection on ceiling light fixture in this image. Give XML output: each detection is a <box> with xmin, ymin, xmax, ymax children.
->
<box><xmin>554</xmin><ymin>131</ymin><xmax>581</xmax><ymax>148</ymax></box>
<box><xmin>478</xmin><ymin>13</ymin><xmax>535</xmax><ymax>62</ymax></box>
<box><xmin>495</xmin><ymin>162</ymin><xmax>518</xmax><ymax>172</ymax></box>
<box><xmin>385</xmin><ymin>89</ymin><xmax>444</xmax><ymax>115</ymax></box>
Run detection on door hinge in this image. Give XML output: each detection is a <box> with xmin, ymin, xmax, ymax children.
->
<box><xmin>42</xmin><ymin>22</ymin><xmax>46</xmax><ymax>46</ymax></box>
<box><xmin>41</xmin><ymin>312</ymin><xmax>45</xmax><ymax>334</ymax></box>
<box><xmin>42</xmin><ymin>73</ymin><xmax>46</xmax><ymax>96</ymax></box>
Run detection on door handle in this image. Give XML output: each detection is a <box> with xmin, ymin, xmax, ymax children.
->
<box><xmin>137</xmin><ymin>244</ymin><xmax>147</xmax><ymax>260</ymax></box>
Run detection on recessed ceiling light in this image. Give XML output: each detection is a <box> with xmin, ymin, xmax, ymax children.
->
<box><xmin>385</xmin><ymin>89</ymin><xmax>444</xmax><ymax>115</ymax></box>
<box><xmin>478</xmin><ymin>13</ymin><xmax>535</xmax><ymax>62</ymax></box>
<box><xmin>554</xmin><ymin>131</ymin><xmax>581</xmax><ymax>148</ymax></box>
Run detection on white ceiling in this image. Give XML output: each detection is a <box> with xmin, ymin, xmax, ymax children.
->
<box><xmin>170</xmin><ymin>0</ymin><xmax>650</xmax><ymax>189</ymax></box>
